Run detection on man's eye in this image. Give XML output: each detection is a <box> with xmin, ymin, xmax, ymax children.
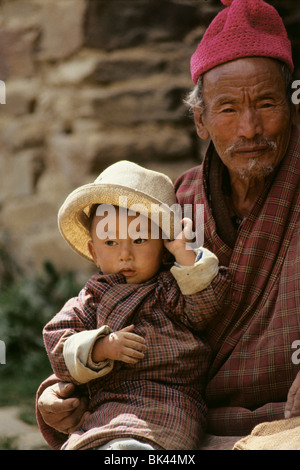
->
<box><xmin>260</xmin><ymin>102</ymin><xmax>274</xmax><ymax>109</ymax></box>
<box><xmin>221</xmin><ymin>107</ymin><xmax>235</xmax><ymax>113</ymax></box>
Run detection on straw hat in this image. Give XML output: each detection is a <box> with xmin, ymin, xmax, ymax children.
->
<box><xmin>58</xmin><ymin>160</ymin><xmax>182</xmax><ymax>262</ymax></box>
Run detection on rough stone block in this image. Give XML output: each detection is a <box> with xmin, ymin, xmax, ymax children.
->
<box><xmin>0</xmin><ymin>150</ymin><xmax>44</xmax><ymax>201</ymax></box>
<box><xmin>85</xmin><ymin>0</ymin><xmax>200</xmax><ymax>50</ymax></box>
<box><xmin>0</xmin><ymin>27</ymin><xmax>39</xmax><ymax>79</ymax></box>
<box><xmin>1</xmin><ymin>197</ymin><xmax>56</xmax><ymax>236</ymax></box>
<box><xmin>1</xmin><ymin>116</ymin><xmax>46</xmax><ymax>151</ymax></box>
<box><xmin>25</xmin><ymin>230</ymin><xmax>94</xmax><ymax>275</ymax></box>
<box><xmin>4</xmin><ymin>79</ymin><xmax>38</xmax><ymax>115</ymax></box>
<box><xmin>90</xmin><ymin>76</ymin><xmax>191</xmax><ymax>125</ymax></box>
<box><xmin>39</xmin><ymin>0</ymin><xmax>86</xmax><ymax>60</ymax></box>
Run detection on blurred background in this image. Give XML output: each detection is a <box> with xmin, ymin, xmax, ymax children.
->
<box><xmin>0</xmin><ymin>0</ymin><xmax>299</xmax><ymax>448</ymax></box>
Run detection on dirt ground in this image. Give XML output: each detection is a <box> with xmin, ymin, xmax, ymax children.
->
<box><xmin>0</xmin><ymin>407</ymin><xmax>50</xmax><ymax>450</ymax></box>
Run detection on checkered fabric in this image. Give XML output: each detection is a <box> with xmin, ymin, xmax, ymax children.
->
<box><xmin>43</xmin><ymin>269</ymin><xmax>225</xmax><ymax>450</ymax></box>
<box><xmin>175</xmin><ymin>126</ymin><xmax>300</xmax><ymax>435</ymax></box>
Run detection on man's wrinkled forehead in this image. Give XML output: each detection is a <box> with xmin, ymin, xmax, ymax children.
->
<box><xmin>202</xmin><ymin>58</ymin><xmax>287</xmax><ymax>104</ymax></box>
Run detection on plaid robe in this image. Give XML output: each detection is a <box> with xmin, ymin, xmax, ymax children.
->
<box><xmin>43</xmin><ymin>269</ymin><xmax>217</xmax><ymax>450</ymax></box>
<box><xmin>175</xmin><ymin>125</ymin><xmax>300</xmax><ymax>436</ymax></box>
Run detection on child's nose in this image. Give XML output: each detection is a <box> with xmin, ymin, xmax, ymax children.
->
<box><xmin>119</xmin><ymin>242</ymin><xmax>133</xmax><ymax>261</ymax></box>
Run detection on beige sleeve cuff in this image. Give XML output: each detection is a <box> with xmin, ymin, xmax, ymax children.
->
<box><xmin>63</xmin><ymin>325</ymin><xmax>114</xmax><ymax>384</ymax></box>
<box><xmin>170</xmin><ymin>247</ymin><xmax>219</xmax><ymax>295</ymax></box>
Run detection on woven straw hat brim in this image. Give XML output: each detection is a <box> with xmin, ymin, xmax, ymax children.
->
<box><xmin>58</xmin><ymin>183</ymin><xmax>181</xmax><ymax>262</ymax></box>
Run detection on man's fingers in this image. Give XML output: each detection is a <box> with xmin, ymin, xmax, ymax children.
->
<box><xmin>285</xmin><ymin>371</ymin><xmax>300</xmax><ymax>418</ymax></box>
<box><xmin>42</xmin><ymin>397</ymin><xmax>90</xmax><ymax>434</ymax></box>
<box><xmin>41</xmin><ymin>396</ymin><xmax>80</xmax><ymax>413</ymax></box>
<box><xmin>285</xmin><ymin>386</ymin><xmax>295</xmax><ymax>418</ymax></box>
<box><xmin>56</xmin><ymin>406</ymin><xmax>90</xmax><ymax>434</ymax></box>
<box><xmin>65</xmin><ymin>411</ymin><xmax>91</xmax><ymax>434</ymax></box>
<box><xmin>285</xmin><ymin>388</ymin><xmax>300</xmax><ymax>418</ymax></box>
<box><xmin>38</xmin><ymin>382</ymin><xmax>79</xmax><ymax>413</ymax></box>
<box><xmin>55</xmin><ymin>382</ymin><xmax>76</xmax><ymax>398</ymax></box>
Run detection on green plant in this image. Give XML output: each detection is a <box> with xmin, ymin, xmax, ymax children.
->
<box><xmin>0</xmin><ymin>261</ymin><xmax>81</xmax><ymax>382</ymax></box>
<box><xmin>0</xmin><ymin>435</ymin><xmax>19</xmax><ymax>450</ymax></box>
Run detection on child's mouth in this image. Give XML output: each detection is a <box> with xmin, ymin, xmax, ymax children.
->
<box><xmin>119</xmin><ymin>269</ymin><xmax>136</xmax><ymax>277</ymax></box>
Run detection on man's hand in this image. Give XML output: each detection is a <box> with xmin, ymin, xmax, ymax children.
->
<box><xmin>38</xmin><ymin>382</ymin><xmax>90</xmax><ymax>434</ymax></box>
<box><xmin>285</xmin><ymin>371</ymin><xmax>300</xmax><ymax>418</ymax></box>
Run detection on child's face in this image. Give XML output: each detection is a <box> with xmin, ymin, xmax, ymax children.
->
<box><xmin>88</xmin><ymin>206</ymin><xmax>164</xmax><ymax>284</ymax></box>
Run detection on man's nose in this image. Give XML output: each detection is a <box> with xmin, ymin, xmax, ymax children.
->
<box><xmin>237</xmin><ymin>108</ymin><xmax>263</xmax><ymax>139</ymax></box>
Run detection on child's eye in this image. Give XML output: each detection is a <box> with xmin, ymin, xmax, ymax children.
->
<box><xmin>134</xmin><ymin>238</ymin><xmax>147</xmax><ymax>245</ymax></box>
<box><xmin>105</xmin><ymin>240</ymin><xmax>117</xmax><ymax>246</ymax></box>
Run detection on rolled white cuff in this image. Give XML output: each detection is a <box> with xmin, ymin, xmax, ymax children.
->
<box><xmin>170</xmin><ymin>247</ymin><xmax>219</xmax><ymax>295</ymax></box>
<box><xmin>63</xmin><ymin>325</ymin><xmax>114</xmax><ymax>384</ymax></box>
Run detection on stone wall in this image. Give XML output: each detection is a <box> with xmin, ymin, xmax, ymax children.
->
<box><xmin>0</xmin><ymin>0</ymin><xmax>299</xmax><ymax>280</ymax></box>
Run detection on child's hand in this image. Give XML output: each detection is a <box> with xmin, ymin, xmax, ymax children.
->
<box><xmin>164</xmin><ymin>218</ymin><xmax>196</xmax><ymax>266</ymax></box>
<box><xmin>92</xmin><ymin>324</ymin><xmax>147</xmax><ymax>364</ymax></box>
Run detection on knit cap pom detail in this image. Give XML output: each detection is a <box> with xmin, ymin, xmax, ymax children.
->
<box><xmin>220</xmin><ymin>0</ymin><xmax>234</xmax><ymax>5</ymax></box>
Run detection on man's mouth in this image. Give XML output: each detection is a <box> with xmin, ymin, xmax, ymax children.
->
<box><xmin>226</xmin><ymin>138</ymin><xmax>277</xmax><ymax>159</ymax></box>
<box><xmin>233</xmin><ymin>145</ymin><xmax>270</xmax><ymax>158</ymax></box>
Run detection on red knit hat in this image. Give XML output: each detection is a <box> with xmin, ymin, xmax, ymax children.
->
<box><xmin>191</xmin><ymin>0</ymin><xmax>294</xmax><ymax>84</ymax></box>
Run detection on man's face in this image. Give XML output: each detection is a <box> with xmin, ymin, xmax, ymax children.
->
<box><xmin>194</xmin><ymin>58</ymin><xmax>295</xmax><ymax>181</ymax></box>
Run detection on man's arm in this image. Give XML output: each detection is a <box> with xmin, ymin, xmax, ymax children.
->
<box><xmin>36</xmin><ymin>376</ymin><xmax>89</xmax><ymax>449</ymax></box>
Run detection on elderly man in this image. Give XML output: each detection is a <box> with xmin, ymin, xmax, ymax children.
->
<box><xmin>36</xmin><ymin>0</ymin><xmax>300</xmax><ymax>450</ymax></box>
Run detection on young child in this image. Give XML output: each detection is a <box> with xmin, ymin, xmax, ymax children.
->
<box><xmin>43</xmin><ymin>160</ymin><xmax>219</xmax><ymax>450</ymax></box>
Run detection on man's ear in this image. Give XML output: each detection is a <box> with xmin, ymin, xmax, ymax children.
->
<box><xmin>193</xmin><ymin>108</ymin><xmax>210</xmax><ymax>140</ymax></box>
<box><xmin>88</xmin><ymin>240</ymin><xmax>98</xmax><ymax>266</ymax></box>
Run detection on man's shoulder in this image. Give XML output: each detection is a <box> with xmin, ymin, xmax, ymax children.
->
<box><xmin>175</xmin><ymin>163</ymin><xmax>203</xmax><ymax>187</ymax></box>
<box><xmin>174</xmin><ymin>163</ymin><xmax>204</xmax><ymax>203</ymax></box>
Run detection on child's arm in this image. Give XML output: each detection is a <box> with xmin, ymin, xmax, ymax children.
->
<box><xmin>43</xmin><ymin>280</ymin><xmax>127</xmax><ymax>385</ymax></box>
<box><xmin>91</xmin><ymin>324</ymin><xmax>147</xmax><ymax>363</ymax></box>
<box><xmin>44</xmin><ymin>285</ymin><xmax>147</xmax><ymax>385</ymax></box>
<box><xmin>162</xmin><ymin>217</ymin><xmax>229</xmax><ymax>330</ymax></box>
<box><xmin>164</xmin><ymin>217</ymin><xmax>197</xmax><ymax>266</ymax></box>
<box><xmin>43</xmin><ymin>292</ymin><xmax>114</xmax><ymax>385</ymax></box>
<box><xmin>164</xmin><ymin>217</ymin><xmax>219</xmax><ymax>297</ymax></box>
